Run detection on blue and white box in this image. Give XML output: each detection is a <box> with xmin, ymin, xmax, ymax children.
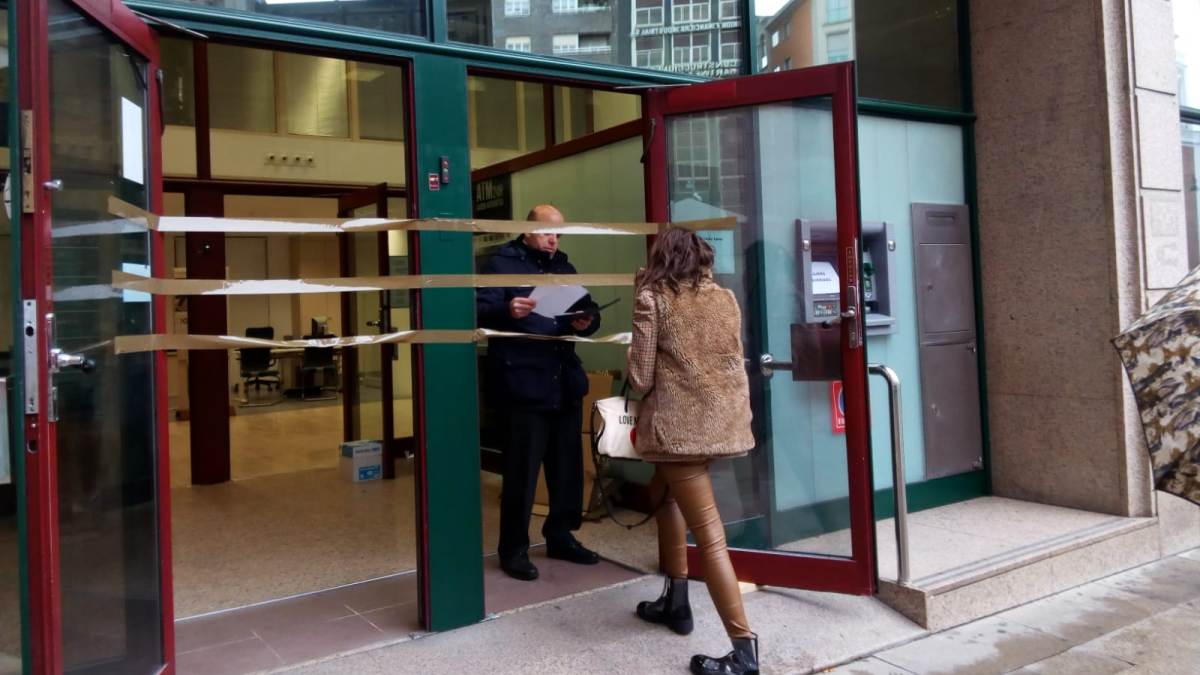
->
<box><xmin>339</xmin><ymin>440</ymin><xmax>382</xmax><ymax>482</ymax></box>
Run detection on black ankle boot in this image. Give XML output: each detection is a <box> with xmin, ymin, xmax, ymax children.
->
<box><xmin>690</xmin><ymin>636</ymin><xmax>759</xmax><ymax>675</ymax></box>
<box><xmin>636</xmin><ymin>577</ymin><xmax>693</xmax><ymax>635</ymax></box>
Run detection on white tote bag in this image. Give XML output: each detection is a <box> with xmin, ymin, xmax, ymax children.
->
<box><xmin>592</xmin><ymin>395</ymin><xmax>640</xmax><ymax>460</ymax></box>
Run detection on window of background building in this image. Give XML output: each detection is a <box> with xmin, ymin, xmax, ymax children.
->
<box><xmin>506</xmin><ymin>36</ymin><xmax>533</xmax><ymax>52</ymax></box>
<box><xmin>1185</xmin><ymin>122</ymin><xmax>1200</xmax><ymax>268</ymax></box>
<box><xmin>636</xmin><ymin>0</ymin><xmax>665</xmax><ymax>26</ymax></box>
<box><xmin>673</xmin><ymin>32</ymin><xmax>711</xmax><ymax>65</ymax></box>
<box><xmin>771</xmin><ymin>30</ymin><xmax>780</xmax><ymax>47</ymax></box>
<box><xmin>164</xmin><ymin>0</ymin><xmax>427</xmax><ymax>38</ymax></box>
<box><xmin>579</xmin><ymin>34</ymin><xmax>612</xmax><ymax>55</ymax></box>
<box><xmin>826</xmin><ymin>31</ymin><xmax>850</xmax><ymax>63</ymax></box>
<box><xmin>827</xmin><ymin>0</ymin><xmax>850</xmax><ymax>24</ymax></box>
<box><xmin>636</xmin><ymin>36</ymin><xmax>666</xmax><ymax>68</ymax></box>
<box><xmin>720</xmin><ymin>29</ymin><xmax>741</xmax><ymax>63</ymax></box>
<box><xmin>1178</xmin><ymin>0</ymin><xmax>1200</xmax><ymax>110</ymax></box>
<box><xmin>505</xmin><ymin>0</ymin><xmax>531</xmax><ymax>16</ymax></box>
<box><xmin>784</xmin><ymin>57</ymin><xmax>792</xmax><ymax>70</ymax></box>
<box><xmin>451</xmin><ymin>0</ymin><xmax>743</xmax><ymax>77</ymax></box>
<box><xmin>553</xmin><ymin>34</ymin><xmax>580</xmax><ymax>54</ymax></box>
<box><xmin>671</xmin><ymin>116</ymin><xmax>712</xmax><ymax>199</ymax></box>
<box><xmin>673</xmin><ymin>0</ymin><xmax>711</xmax><ymax>24</ymax></box>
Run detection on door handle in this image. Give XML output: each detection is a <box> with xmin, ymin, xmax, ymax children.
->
<box><xmin>51</xmin><ymin>348</ymin><xmax>95</xmax><ymax>374</ymax></box>
<box><xmin>365</xmin><ymin>319</ymin><xmax>382</xmax><ymax>329</ymax></box>
<box><xmin>840</xmin><ymin>307</ymin><xmax>857</xmax><ymax>319</ymax></box>
<box><xmin>759</xmin><ymin>353</ymin><xmax>793</xmax><ymax>379</ymax></box>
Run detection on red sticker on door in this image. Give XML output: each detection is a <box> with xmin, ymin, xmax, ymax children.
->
<box><xmin>831</xmin><ymin>380</ymin><xmax>845</xmax><ymax>434</ymax></box>
<box><xmin>427</xmin><ymin>173</ymin><xmax>441</xmax><ymax>192</ymax></box>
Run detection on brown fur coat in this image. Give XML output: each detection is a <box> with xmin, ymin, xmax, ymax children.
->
<box><xmin>627</xmin><ymin>277</ymin><xmax>755</xmax><ymax>462</ymax></box>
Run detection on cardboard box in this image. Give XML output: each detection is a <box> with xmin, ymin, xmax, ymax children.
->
<box><xmin>340</xmin><ymin>440</ymin><xmax>383</xmax><ymax>482</ymax></box>
<box><xmin>532</xmin><ymin>370</ymin><xmax>616</xmax><ymax>516</ymax></box>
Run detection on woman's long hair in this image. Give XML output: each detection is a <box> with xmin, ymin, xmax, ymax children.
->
<box><xmin>636</xmin><ymin>226</ymin><xmax>715</xmax><ymax>294</ymax></box>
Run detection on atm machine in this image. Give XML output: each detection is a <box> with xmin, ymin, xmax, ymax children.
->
<box><xmin>783</xmin><ymin>219</ymin><xmax>897</xmax><ymax>381</ymax></box>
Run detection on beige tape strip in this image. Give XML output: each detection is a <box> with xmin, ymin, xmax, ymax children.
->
<box><xmin>107</xmin><ymin>196</ymin><xmax>735</xmax><ymax>235</ymax></box>
<box><xmin>112</xmin><ymin>271</ymin><xmax>635</xmax><ymax>296</ymax></box>
<box><xmin>113</xmin><ymin>328</ymin><xmax>632</xmax><ymax>354</ymax></box>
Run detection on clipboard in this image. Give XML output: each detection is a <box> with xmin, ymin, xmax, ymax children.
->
<box><xmin>556</xmin><ymin>298</ymin><xmax>621</xmax><ymax>319</ymax></box>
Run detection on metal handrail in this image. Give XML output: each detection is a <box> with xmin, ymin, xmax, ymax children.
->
<box><xmin>868</xmin><ymin>363</ymin><xmax>910</xmax><ymax>586</ymax></box>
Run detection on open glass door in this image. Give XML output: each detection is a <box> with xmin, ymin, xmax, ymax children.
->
<box><xmin>338</xmin><ymin>184</ymin><xmax>413</xmax><ymax>479</ymax></box>
<box><xmin>18</xmin><ymin>0</ymin><xmax>169</xmax><ymax>672</ymax></box>
<box><xmin>644</xmin><ymin>63</ymin><xmax>876</xmax><ymax>594</ymax></box>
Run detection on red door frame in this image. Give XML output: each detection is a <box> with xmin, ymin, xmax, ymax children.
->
<box><xmin>17</xmin><ymin>0</ymin><xmax>172</xmax><ymax>672</ymax></box>
<box><xmin>643</xmin><ymin>62</ymin><xmax>877</xmax><ymax>595</ymax></box>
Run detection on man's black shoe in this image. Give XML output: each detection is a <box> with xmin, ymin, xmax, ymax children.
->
<box><xmin>500</xmin><ymin>553</ymin><xmax>539</xmax><ymax>581</ymax></box>
<box><xmin>546</xmin><ymin>538</ymin><xmax>601</xmax><ymax>565</ymax></box>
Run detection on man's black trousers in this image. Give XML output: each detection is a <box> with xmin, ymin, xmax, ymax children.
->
<box><xmin>498</xmin><ymin>405</ymin><xmax>584</xmax><ymax>561</ymax></box>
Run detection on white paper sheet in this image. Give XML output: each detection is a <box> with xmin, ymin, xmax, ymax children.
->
<box><xmin>121</xmin><ymin>98</ymin><xmax>144</xmax><ymax>185</ymax></box>
<box><xmin>529</xmin><ymin>284</ymin><xmax>587</xmax><ymax>318</ymax></box>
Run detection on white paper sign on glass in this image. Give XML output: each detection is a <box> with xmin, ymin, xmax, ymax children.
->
<box><xmin>698</xmin><ymin>230</ymin><xmax>736</xmax><ymax>275</ymax></box>
<box><xmin>120</xmin><ymin>97</ymin><xmax>145</xmax><ymax>185</ymax></box>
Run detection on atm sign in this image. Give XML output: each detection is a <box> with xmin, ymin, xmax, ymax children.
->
<box><xmin>831</xmin><ymin>381</ymin><xmax>845</xmax><ymax>434</ymax></box>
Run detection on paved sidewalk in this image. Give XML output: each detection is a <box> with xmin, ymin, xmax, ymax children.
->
<box><xmin>280</xmin><ymin>549</ymin><xmax>1200</xmax><ymax>674</ymax></box>
<box><xmin>831</xmin><ymin>549</ymin><xmax>1200</xmax><ymax>675</ymax></box>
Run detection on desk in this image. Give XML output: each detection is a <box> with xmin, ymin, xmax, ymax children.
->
<box><xmin>235</xmin><ymin>347</ymin><xmax>343</xmax><ymax>402</ymax></box>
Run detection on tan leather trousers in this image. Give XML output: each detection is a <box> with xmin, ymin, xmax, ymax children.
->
<box><xmin>650</xmin><ymin>461</ymin><xmax>753</xmax><ymax>639</ymax></box>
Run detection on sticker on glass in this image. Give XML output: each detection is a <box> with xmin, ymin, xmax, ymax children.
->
<box><xmin>121</xmin><ymin>98</ymin><xmax>145</xmax><ymax>185</ymax></box>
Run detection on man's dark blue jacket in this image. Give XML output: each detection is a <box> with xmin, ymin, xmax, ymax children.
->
<box><xmin>476</xmin><ymin>236</ymin><xmax>600</xmax><ymax>411</ymax></box>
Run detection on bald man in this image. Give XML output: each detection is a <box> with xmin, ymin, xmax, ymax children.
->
<box><xmin>477</xmin><ymin>205</ymin><xmax>602</xmax><ymax>581</ymax></box>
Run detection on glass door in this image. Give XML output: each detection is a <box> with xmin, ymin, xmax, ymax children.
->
<box><xmin>18</xmin><ymin>0</ymin><xmax>169</xmax><ymax>672</ymax></box>
<box><xmin>338</xmin><ymin>184</ymin><xmax>413</xmax><ymax>479</ymax></box>
<box><xmin>644</xmin><ymin>63</ymin><xmax>876</xmax><ymax>594</ymax></box>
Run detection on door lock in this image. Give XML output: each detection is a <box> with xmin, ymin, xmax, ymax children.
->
<box><xmin>50</xmin><ymin>348</ymin><xmax>94</xmax><ymax>374</ymax></box>
<box><xmin>365</xmin><ymin>319</ymin><xmax>383</xmax><ymax>329</ymax></box>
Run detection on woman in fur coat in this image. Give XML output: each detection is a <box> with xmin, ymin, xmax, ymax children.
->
<box><xmin>626</xmin><ymin>226</ymin><xmax>758</xmax><ymax>675</ymax></box>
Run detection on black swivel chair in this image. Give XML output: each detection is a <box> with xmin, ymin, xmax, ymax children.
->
<box><xmin>300</xmin><ymin>346</ymin><xmax>338</xmax><ymax>401</ymax></box>
<box><xmin>239</xmin><ymin>327</ymin><xmax>281</xmax><ymax>406</ymax></box>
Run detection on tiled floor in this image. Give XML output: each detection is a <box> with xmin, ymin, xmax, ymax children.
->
<box><xmin>176</xmin><ymin>546</ymin><xmax>643</xmax><ymax>675</ymax></box>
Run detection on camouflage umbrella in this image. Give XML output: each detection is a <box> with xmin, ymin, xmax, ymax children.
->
<box><xmin>1113</xmin><ymin>265</ymin><xmax>1200</xmax><ymax>505</ymax></box>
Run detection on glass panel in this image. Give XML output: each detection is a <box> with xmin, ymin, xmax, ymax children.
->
<box><xmin>386</xmin><ymin>222</ymin><xmax>414</xmax><ymax>445</ymax></box>
<box><xmin>47</xmin><ymin>0</ymin><xmax>163</xmax><ymax>669</ymax></box>
<box><xmin>160</xmin><ymin>0</ymin><xmax>428</xmax><ymax>39</ymax></box>
<box><xmin>160</xmin><ymin>38</ymin><xmax>194</xmax><ymax>126</ymax></box>
<box><xmin>282</xmin><ymin>53</ymin><xmax>350</xmax><ymax>138</ymax></box>
<box><xmin>208</xmin><ymin>44</ymin><xmax>276</xmax><ymax>133</ymax></box>
<box><xmin>666</xmin><ymin>99</ymin><xmax>858</xmax><ymax>557</ymax></box>
<box><xmin>349</xmin><ymin>231</ymin><xmax>386</xmax><ymax>443</ymax></box>
<box><xmin>1178</xmin><ymin>0</ymin><xmax>1200</xmax><ymax>110</ymax></box>
<box><xmin>855</xmin><ymin>0</ymin><xmax>961</xmax><ymax>109</ymax></box>
<box><xmin>0</xmin><ymin>3</ymin><xmax>19</xmax><ymax>668</ymax></box>
<box><xmin>469</xmin><ymin>77</ymin><xmax>547</xmax><ymax>169</ymax></box>
<box><xmin>451</xmin><ymin>0</ymin><xmax>746</xmax><ymax>77</ymax></box>
<box><xmin>357</xmin><ymin>62</ymin><xmax>406</xmax><ymax>141</ymax></box>
<box><xmin>1185</xmin><ymin>122</ymin><xmax>1200</xmax><ymax>269</ymax></box>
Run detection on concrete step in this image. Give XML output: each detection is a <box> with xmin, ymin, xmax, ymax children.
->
<box><xmin>876</xmin><ymin>500</ymin><xmax>1159</xmax><ymax>631</ymax></box>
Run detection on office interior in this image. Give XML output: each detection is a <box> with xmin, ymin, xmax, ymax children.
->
<box><xmin>152</xmin><ymin>39</ymin><xmax>661</xmax><ymax>632</ymax></box>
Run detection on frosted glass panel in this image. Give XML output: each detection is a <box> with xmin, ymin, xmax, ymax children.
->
<box><xmin>283</xmin><ymin>53</ymin><xmax>350</xmax><ymax>138</ymax></box>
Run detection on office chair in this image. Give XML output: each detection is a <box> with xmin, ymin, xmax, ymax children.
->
<box><xmin>300</xmin><ymin>347</ymin><xmax>338</xmax><ymax>401</ymax></box>
<box><xmin>239</xmin><ymin>327</ymin><xmax>281</xmax><ymax>406</ymax></box>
